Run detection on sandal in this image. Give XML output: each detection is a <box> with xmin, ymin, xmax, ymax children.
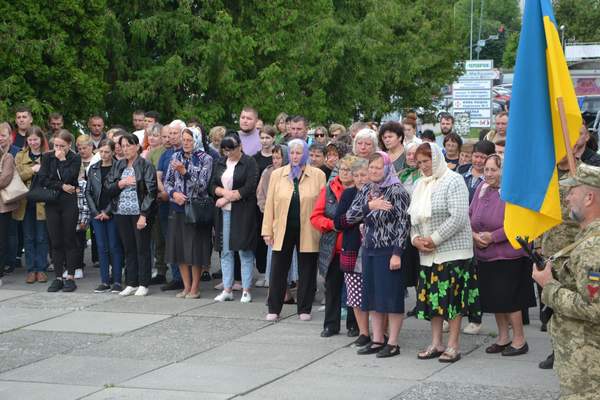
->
<box><xmin>357</xmin><ymin>341</ymin><xmax>385</xmax><ymax>355</ymax></box>
<box><xmin>376</xmin><ymin>344</ymin><xmax>400</xmax><ymax>358</ymax></box>
<box><xmin>438</xmin><ymin>347</ymin><xmax>461</xmax><ymax>363</ymax></box>
<box><xmin>418</xmin><ymin>345</ymin><xmax>445</xmax><ymax>360</ymax></box>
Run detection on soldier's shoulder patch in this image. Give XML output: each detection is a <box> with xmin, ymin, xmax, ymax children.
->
<box><xmin>588</xmin><ymin>271</ymin><xmax>600</xmax><ymax>282</ymax></box>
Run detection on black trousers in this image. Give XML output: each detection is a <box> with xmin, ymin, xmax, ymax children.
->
<box><xmin>45</xmin><ymin>195</ymin><xmax>79</xmax><ymax>277</ymax></box>
<box><xmin>255</xmin><ymin>209</ymin><xmax>267</xmax><ymax>274</ymax></box>
<box><xmin>0</xmin><ymin>212</ymin><xmax>11</xmax><ymax>277</ymax></box>
<box><xmin>324</xmin><ymin>255</ymin><xmax>357</xmax><ymax>332</ymax></box>
<box><xmin>76</xmin><ymin>230</ymin><xmax>86</xmax><ymax>268</ymax></box>
<box><xmin>268</xmin><ymin>228</ymin><xmax>318</xmax><ymax>315</ymax></box>
<box><xmin>115</xmin><ymin>214</ymin><xmax>152</xmax><ymax>287</ymax></box>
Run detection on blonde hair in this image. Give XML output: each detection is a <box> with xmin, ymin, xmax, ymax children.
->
<box><xmin>209</xmin><ymin>126</ymin><xmax>226</xmax><ymax>141</ymax></box>
<box><xmin>352</xmin><ymin>128</ymin><xmax>379</xmax><ymax>155</ymax></box>
<box><xmin>339</xmin><ymin>154</ymin><xmax>358</xmax><ymax>169</ymax></box>
<box><xmin>76</xmin><ymin>134</ymin><xmax>93</xmax><ymax>147</ymax></box>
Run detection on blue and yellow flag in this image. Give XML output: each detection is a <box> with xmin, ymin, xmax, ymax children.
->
<box><xmin>501</xmin><ymin>0</ymin><xmax>581</xmax><ymax>247</ymax></box>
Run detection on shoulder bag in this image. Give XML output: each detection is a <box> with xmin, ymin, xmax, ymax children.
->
<box><xmin>184</xmin><ymin>196</ymin><xmax>215</xmax><ymax>227</ymax></box>
<box><xmin>0</xmin><ymin>154</ymin><xmax>29</xmax><ymax>203</ymax></box>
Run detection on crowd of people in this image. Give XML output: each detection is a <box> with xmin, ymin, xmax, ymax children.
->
<box><xmin>2</xmin><ymin>105</ymin><xmax>592</xmax><ymax>362</ymax></box>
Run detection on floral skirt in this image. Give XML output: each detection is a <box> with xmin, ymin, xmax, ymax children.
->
<box><xmin>415</xmin><ymin>259</ymin><xmax>481</xmax><ymax>321</ymax></box>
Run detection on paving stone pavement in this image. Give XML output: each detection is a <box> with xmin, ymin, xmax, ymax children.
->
<box><xmin>0</xmin><ymin>255</ymin><xmax>560</xmax><ymax>400</ymax></box>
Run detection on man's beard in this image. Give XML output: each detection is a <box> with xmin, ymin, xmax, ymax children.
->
<box><xmin>569</xmin><ymin>207</ymin><xmax>584</xmax><ymax>223</ymax></box>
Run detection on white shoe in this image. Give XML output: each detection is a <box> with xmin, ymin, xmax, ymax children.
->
<box><xmin>74</xmin><ymin>269</ymin><xmax>84</xmax><ymax>279</ymax></box>
<box><xmin>62</xmin><ymin>270</ymin><xmax>68</xmax><ymax>279</ymax></box>
<box><xmin>317</xmin><ymin>305</ymin><xmax>325</xmax><ymax>312</ymax></box>
<box><xmin>214</xmin><ymin>282</ymin><xmax>224</xmax><ymax>291</ymax></box>
<box><xmin>240</xmin><ymin>292</ymin><xmax>252</xmax><ymax>303</ymax></box>
<box><xmin>462</xmin><ymin>322</ymin><xmax>481</xmax><ymax>335</ymax></box>
<box><xmin>214</xmin><ymin>290</ymin><xmax>234</xmax><ymax>302</ymax></box>
<box><xmin>134</xmin><ymin>286</ymin><xmax>149</xmax><ymax>296</ymax></box>
<box><xmin>119</xmin><ymin>286</ymin><xmax>138</xmax><ymax>296</ymax></box>
<box><xmin>442</xmin><ymin>320</ymin><xmax>450</xmax><ymax>333</ymax></box>
<box><xmin>254</xmin><ymin>279</ymin><xmax>266</xmax><ymax>288</ymax></box>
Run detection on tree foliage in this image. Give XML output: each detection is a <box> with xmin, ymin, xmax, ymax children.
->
<box><xmin>554</xmin><ymin>0</ymin><xmax>600</xmax><ymax>43</ymax></box>
<box><xmin>0</xmin><ymin>0</ymin><xmax>463</xmax><ymax>130</ymax></box>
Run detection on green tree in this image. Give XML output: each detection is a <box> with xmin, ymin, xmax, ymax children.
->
<box><xmin>554</xmin><ymin>0</ymin><xmax>600</xmax><ymax>43</ymax></box>
<box><xmin>0</xmin><ymin>0</ymin><xmax>109</xmax><ymax>129</ymax></box>
<box><xmin>501</xmin><ymin>31</ymin><xmax>519</xmax><ymax>69</ymax></box>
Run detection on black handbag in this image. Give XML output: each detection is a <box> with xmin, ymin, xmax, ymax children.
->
<box><xmin>27</xmin><ymin>174</ymin><xmax>60</xmax><ymax>204</ymax></box>
<box><xmin>184</xmin><ymin>196</ymin><xmax>215</xmax><ymax>226</ymax></box>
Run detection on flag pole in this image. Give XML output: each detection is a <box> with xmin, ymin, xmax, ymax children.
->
<box><xmin>557</xmin><ymin>96</ymin><xmax>577</xmax><ymax>176</ymax></box>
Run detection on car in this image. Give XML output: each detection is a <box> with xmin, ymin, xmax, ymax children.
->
<box><xmin>579</xmin><ymin>95</ymin><xmax>600</xmax><ymax>129</ymax></box>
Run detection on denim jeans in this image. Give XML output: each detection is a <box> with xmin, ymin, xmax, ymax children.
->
<box><xmin>221</xmin><ymin>210</ymin><xmax>254</xmax><ymax>289</ymax></box>
<box><xmin>22</xmin><ymin>204</ymin><xmax>48</xmax><ymax>273</ymax></box>
<box><xmin>266</xmin><ymin>245</ymin><xmax>299</xmax><ymax>284</ymax></box>
<box><xmin>91</xmin><ymin>218</ymin><xmax>123</xmax><ymax>285</ymax></box>
<box><xmin>159</xmin><ymin>203</ymin><xmax>181</xmax><ymax>281</ymax></box>
<box><xmin>7</xmin><ymin>217</ymin><xmax>19</xmax><ymax>268</ymax></box>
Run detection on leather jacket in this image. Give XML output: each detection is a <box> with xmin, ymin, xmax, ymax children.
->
<box><xmin>104</xmin><ymin>156</ymin><xmax>157</xmax><ymax>219</ymax></box>
<box><xmin>85</xmin><ymin>159</ymin><xmax>114</xmax><ymax>216</ymax></box>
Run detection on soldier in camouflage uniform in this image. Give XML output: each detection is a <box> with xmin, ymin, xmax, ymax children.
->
<box><xmin>533</xmin><ymin>163</ymin><xmax>600</xmax><ymax>400</ymax></box>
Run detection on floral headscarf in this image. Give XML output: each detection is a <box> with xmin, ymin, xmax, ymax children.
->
<box><xmin>181</xmin><ymin>127</ymin><xmax>205</xmax><ymax>153</ymax></box>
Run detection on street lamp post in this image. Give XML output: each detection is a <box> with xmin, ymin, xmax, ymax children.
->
<box><xmin>560</xmin><ymin>25</ymin><xmax>566</xmax><ymax>53</ymax></box>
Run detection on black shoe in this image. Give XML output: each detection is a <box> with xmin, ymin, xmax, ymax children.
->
<box><xmin>211</xmin><ymin>271</ymin><xmax>222</xmax><ymax>279</ymax></box>
<box><xmin>200</xmin><ymin>271</ymin><xmax>212</xmax><ymax>282</ymax></box>
<box><xmin>376</xmin><ymin>344</ymin><xmax>400</xmax><ymax>358</ymax></box>
<box><xmin>539</xmin><ymin>352</ymin><xmax>554</xmax><ymax>369</ymax></box>
<box><xmin>47</xmin><ymin>279</ymin><xmax>64</xmax><ymax>292</ymax></box>
<box><xmin>540</xmin><ymin>322</ymin><xmax>547</xmax><ymax>332</ymax></box>
<box><xmin>352</xmin><ymin>334</ymin><xmax>371</xmax><ymax>348</ymax></box>
<box><xmin>347</xmin><ymin>327</ymin><xmax>360</xmax><ymax>337</ymax></box>
<box><xmin>320</xmin><ymin>328</ymin><xmax>339</xmax><ymax>338</ymax></box>
<box><xmin>357</xmin><ymin>342</ymin><xmax>384</xmax><ymax>355</ymax></box>
<box><xmin>502</xmin><ymin>342</ymin><xmax>529</xmax><ymax>357</ymax></box>
<box><xmin>485</xmin><ymin>342</ymin><xmax>512</xmax><ymax>354</ymax></box>
<box><xmin>161</xmin><ymin>280</ymin><xmax>184</xmax><ymax>291</ymax></box>
<box><xmin>149</xmin><ymin>274</ymin><xmax>166</xmax><ymax>285</ymax></box>
<box><xmin>62</xmin><ymin>279</ymin><xmax>77</xmax><ymax>292</ymax></box>
<box><xmin>407</xmin><ymin>307</ymin><xmax>417</xmax><ymax>318</ymax></box>
<box><xmin>111</xmin><ymin>283</ymin><xmax>123</xmax><ymax>293</ymax></box>
<box><xmin>94</xmin><ymin>283</ymin><xmax>111</xmax><ymax>293</ymax></box>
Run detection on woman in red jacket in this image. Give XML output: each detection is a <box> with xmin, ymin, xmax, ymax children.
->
<box><xmin>310</xmin><ymin>155</ymin><xmax>359</xmax><ymax>337</ymax></box>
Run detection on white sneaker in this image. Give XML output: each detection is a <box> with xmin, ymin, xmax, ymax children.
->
<box><xmin>119</xmin><ymin>286</ymin><xmax>138</xmax><ymax>296</ymax></box>
<box><xmin>254</xmin><ymin>279</ymin><xmax>266</xmax><ymax>288</ymax></box>
<box><xmin>62</xmin><ymin>270</ymin><xmax>68</xmax><ymax>279</ymax></box>
<box><xmin>74</xmin><ymin>269</ymin><xmax>84</xmax><ymax>279</ymax></box>
<box><xmin>214</xmin><ymin>290</ymin><xmax>234</xmax><ymax>302</ymax></box>
<box><xmin>240</xmin><ymin>292</ymin><xmax>252</xmax><ymax>303</ymax></box>
<box><xmin>214</xmin><ymin>282</ymin><xmax>224</xmax><ymax>291</ymax></box>
<box><xmin>134</xmin><ymin>286</ymin><xmax>149</xmax><ymax>296</ymax></box>
<box><xmin>462</xmin><ymin>322</ymin><xmax>482</xmax><ymax>335</ymax></box>
<box><xmin>442</xmin><ymin>320</ymin><xmax>450</xmax><ymax>333</ymax></box>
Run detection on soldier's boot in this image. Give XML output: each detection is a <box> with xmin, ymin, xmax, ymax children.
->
<box><xmin>538</xmin><ymin>352</ymin><xmax>554</xmax><ymax>369</ymax></box>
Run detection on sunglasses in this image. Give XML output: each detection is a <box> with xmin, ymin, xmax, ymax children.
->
<box><xmin>314</xmin><ymin>134</ymin><xmax>325</xmax><ymax>137</ymax></box>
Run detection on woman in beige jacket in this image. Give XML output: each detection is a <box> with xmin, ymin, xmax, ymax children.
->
<box><xmin>14</xmin><ymin>126</ymin><xmax>49</xmax><ymax>283</ymax></box>
<box><xmin>0</xmin><ymin>124</ymin><xmax>19</xmax><ymax>286</ymax></box>
<box><xmin>262</xmin><ymin>139</ymin><xmax>326</xmax><ymax>321</ymax></box>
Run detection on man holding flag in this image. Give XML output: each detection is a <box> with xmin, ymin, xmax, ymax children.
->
<box><xmin>502</xmin><ymin>1</ymin><xmax>600</xmax><ymax>398</ymax></box>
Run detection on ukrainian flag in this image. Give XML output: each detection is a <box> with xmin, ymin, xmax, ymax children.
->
<box><xmin>501</xmin><ymin>0</ymin><xmax>581</xmax><ymax>247</ymax></box>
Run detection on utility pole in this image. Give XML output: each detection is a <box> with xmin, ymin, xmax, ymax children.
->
<box><xmin>477</xmin><ymin>0</ymin><xmax>484</xmax><ymax>60</ymax></box>
<box><xmin>470</xmin><ymin>0</ymin><xmax>474</xmax><ymax>60</ymax></box>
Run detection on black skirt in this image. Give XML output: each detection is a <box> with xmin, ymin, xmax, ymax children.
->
<box><xmin>477</xmin><ymin>257</ymin><xmax>537</xmax><ymax>313</ymax></box>
<box><xmin>166</xmin><ymin>211</ymin><xmax>212</xmax><ymax>267</ymax></box>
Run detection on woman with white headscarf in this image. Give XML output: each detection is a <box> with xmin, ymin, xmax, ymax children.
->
<box><xmin>262</xmin><ymin>139</ymin><xmax>326</xmax><ymax>321</ymax></box>
<box><xmin>409</xmin><ymin>142</ymin><xmax>478</xmax><ymax>363</ymax></box>
<box><xmin>164</xmin><ymin>127</ymin><xmax>213</xmax><ymax>299</ymax></box>
<box><xmin>345</xmin><ymin>151</ymin><xmax>411</xmax><ymax>358</ymax></box>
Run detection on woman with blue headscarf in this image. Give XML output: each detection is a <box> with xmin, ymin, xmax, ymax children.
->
<box><xmin>164</xmin><ymin>127</ymin><xmax>213</xmax><ymax>299</ymax></box>
<box><xmin>346</xmin><ymin>151</ymin><xmax>411</xmax><ymax>358</ymax></box>
<box><xmin>262</xmin><ymin>139</ymin><xmax>326</xmax><ymax>321</ymax></box>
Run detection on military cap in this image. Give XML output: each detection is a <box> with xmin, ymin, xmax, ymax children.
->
<box><xmin>560</xmin><ymin>163</ymin><xmax>600</xmax><ymax>189</ymax></box>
